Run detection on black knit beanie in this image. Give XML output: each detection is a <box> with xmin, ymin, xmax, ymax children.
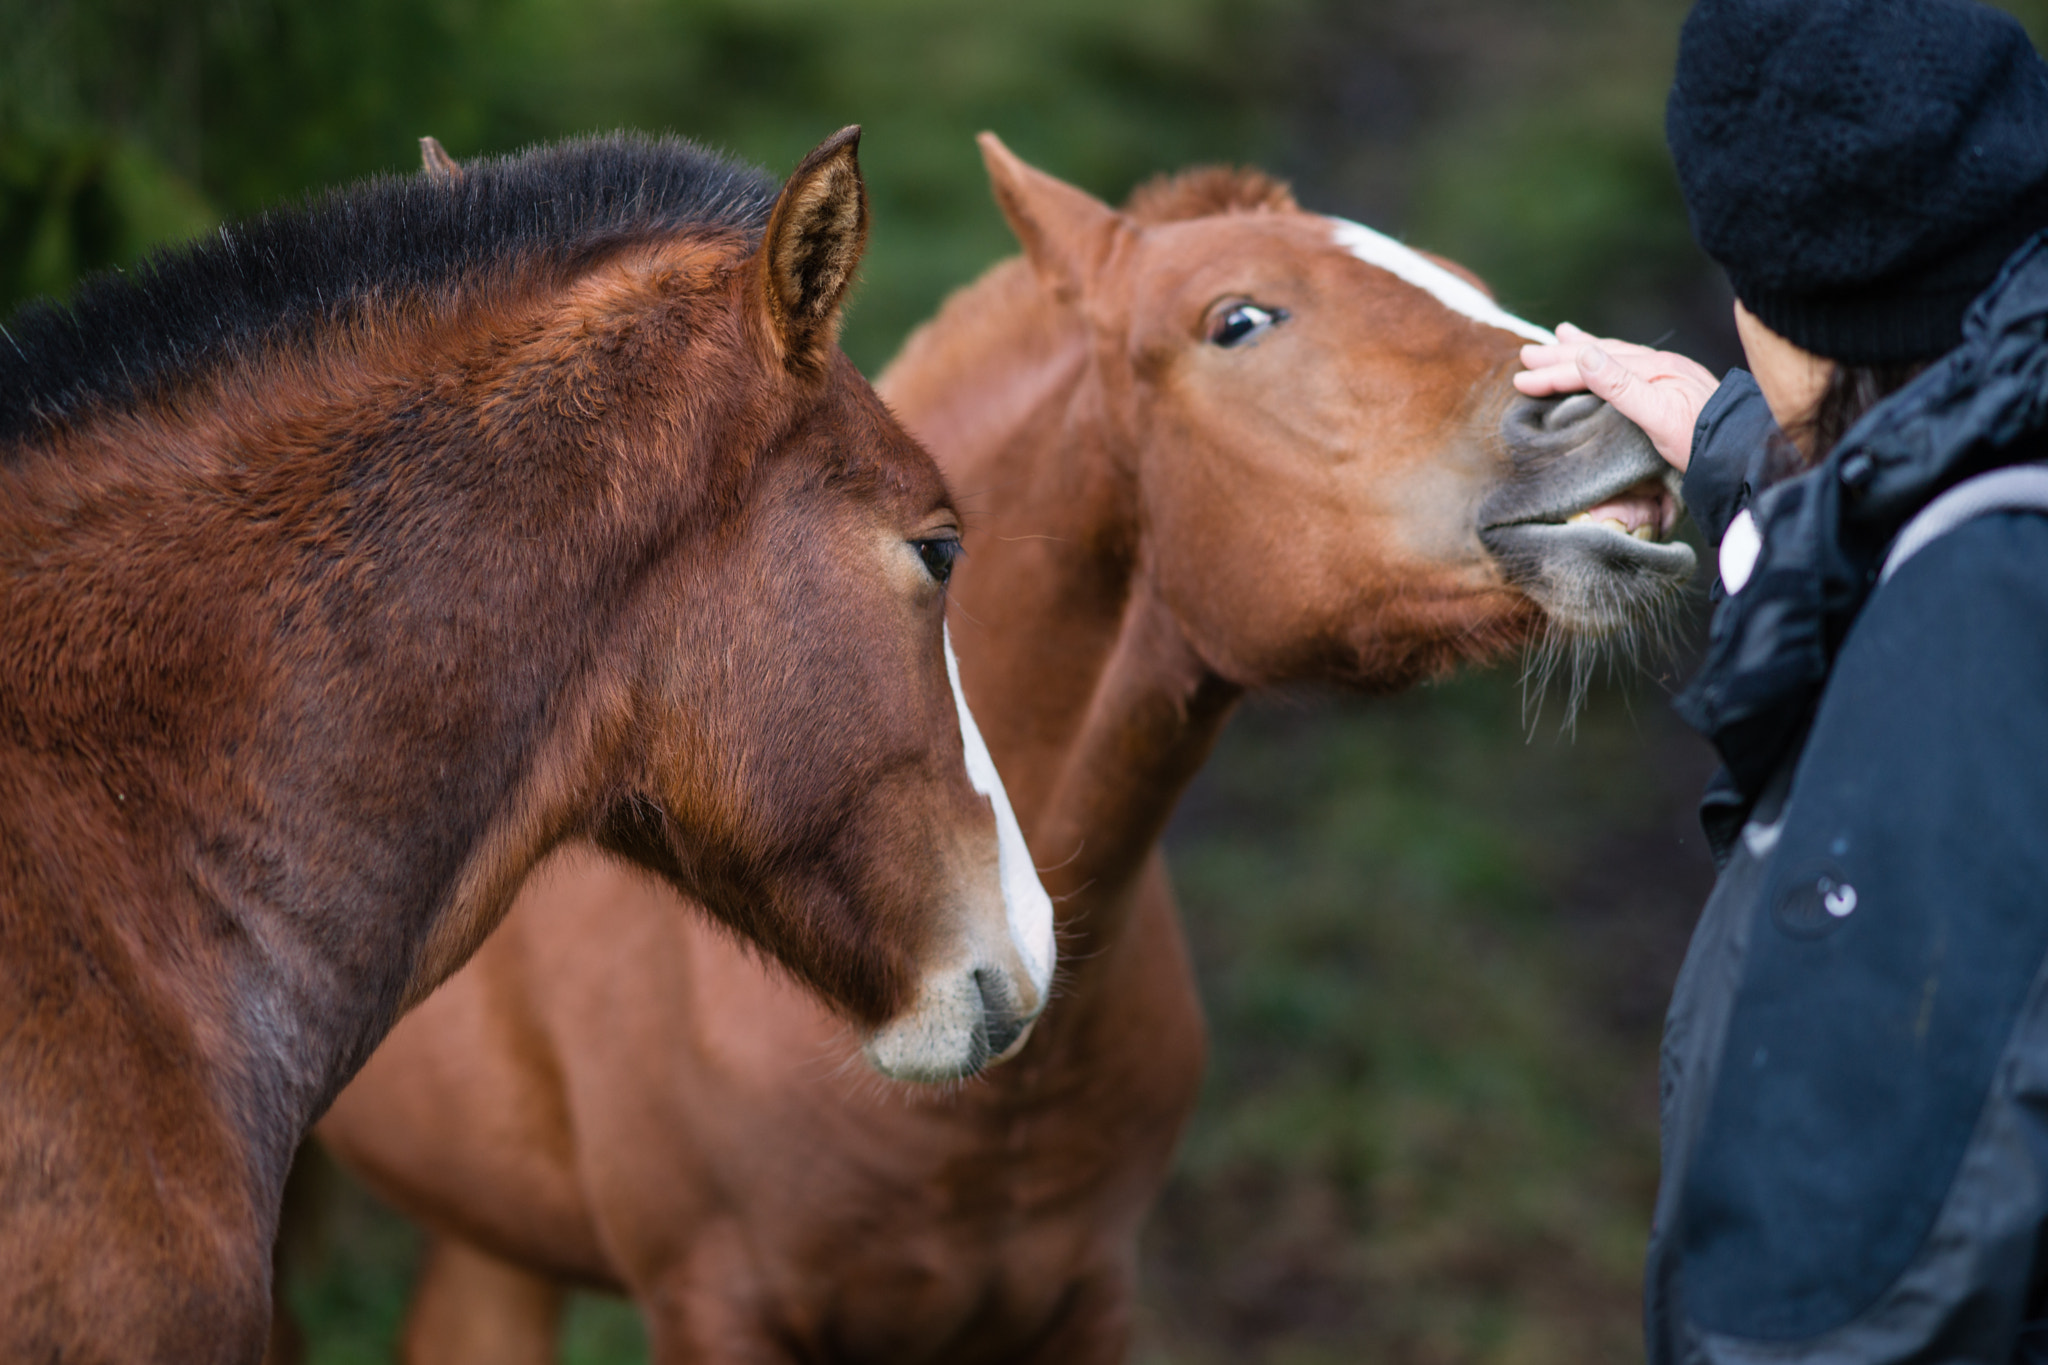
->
<box><xmin>1668</xmin><ymin>0</ymin><xmax>2048</xmax><ymax>365</ymax></box>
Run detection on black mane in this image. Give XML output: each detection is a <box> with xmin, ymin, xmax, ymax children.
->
<box><xmin>0</xmin><ymin>133</ymin><xmax>779</xmax><ymax>447</ymax></box>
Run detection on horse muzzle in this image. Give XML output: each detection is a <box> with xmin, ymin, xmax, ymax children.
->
<box><xmin>861</xmin><ymin>943</ymin><xmax>1049</xmax><ymax>1083</ymax></box>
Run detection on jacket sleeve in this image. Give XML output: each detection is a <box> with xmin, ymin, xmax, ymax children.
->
<box><xmin>1652</xmin><ymin>510</ymin><xmax>2048</xmax><ymax>1365</ymax></box>
<box><xmin>1681</xmin><ymin>370</ymin><xmax>1775</xmax><ymax>548</ymax></box>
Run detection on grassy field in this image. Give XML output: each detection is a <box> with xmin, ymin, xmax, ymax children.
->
<box><xmin>286</xmin><ymin>643</ymin><xmax>1720</xmax><ymax>1364</ymax></box>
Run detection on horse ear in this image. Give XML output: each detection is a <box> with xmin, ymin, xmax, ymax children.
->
<box><xmin>977</xmin><ymin>133</ymin><xmax>1124</xmax><ymax>306</ymax></box>
<box><xmin>756</xmin><ymin>125</ymin><xmax>870</xmax><ymax>373</ymax></box>
<box><xmin>419</xmin><ymin>136</ymin><xmax>465</xmax><ymax>185</ymax></box>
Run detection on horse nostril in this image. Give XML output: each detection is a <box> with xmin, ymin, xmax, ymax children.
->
<box><xmin>972</xmin><ymin>967</ymin><xmax>1028</xmax><ymax>1058</ymax></box>
<box><xmin>1543</xmin><ymin>392</ymin><xmax>1605</xmax><ymax>432</ymax></box>
<box><xmin>983</xmin><ymin>1011</ymin><xmax>1028</xmax><ymax>1058</ymax></box>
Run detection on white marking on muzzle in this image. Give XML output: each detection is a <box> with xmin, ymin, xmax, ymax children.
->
<box><xmin>1329</xmin><ymin>217</ymin><xmax>1556</xmax><ymax>345</ymax></box>
<box><xmin>944</xmin><ymin>625</ymin><xmax>1056</xmax><ymax>996</ymax></box>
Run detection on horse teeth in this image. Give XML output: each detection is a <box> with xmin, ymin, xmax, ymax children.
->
<box><xmin>1631</xmin><ymin>525</ymin><xmax>1657</xmax><ymax>541</ymax></box>
<box><xmin>1567</xmin><ymin>512</ymin><xmax>1592</xmax><ymax>524</ymax></box>
<box><xmin>1598</xmin><ymin>517</ymin><xmax>1629</xmax><ymax>535</ymax></box>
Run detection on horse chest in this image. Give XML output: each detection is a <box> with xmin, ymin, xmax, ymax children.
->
<box><xmin>695</xmin><ymin>938</ymin><xmax>1201</xmax><ymax>1360</ymax></box>
<box><xmin>747</xmin><ymin>1214</ymin><xmax>1120</xmax><ymax>1365</ymax></box>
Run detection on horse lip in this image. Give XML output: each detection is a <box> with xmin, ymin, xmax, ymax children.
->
<box><xmin>1479</xmin><ymin>468</ymin><xmax>1678</xmax><ymax>534</ymax></box>
<box><xmin>1482</xmin><ymin>521</ymin><xmax>1697</xmax><ymax>569</ymax></box>
<box><xmin>1477</xmin><ymin>463</ymin><xmax>1696</xmax><ymax>585</ymax></box>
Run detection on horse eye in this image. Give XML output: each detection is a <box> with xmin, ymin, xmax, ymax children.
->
<box><xmin>913</xmin><ymin>537</ymin><xmax>960</xmax><ymax>585</ymax></box>
<box><xmin>1209</xmin><ymin>303</ymin><xmax>1286</xmax><ymax>348</ymax></box>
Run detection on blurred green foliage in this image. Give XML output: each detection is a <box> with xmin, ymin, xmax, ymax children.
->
<box><xmin>1141</xmin><ymin>673</ymin><xmax>1716</xmax><ymax>1364</ymax></box>
<box><xmin>0</xmin><ymin>0</ymin><xmax>1293</xmax><ymax>370</ymax></box>
<box><xmin>12</xmin><ymin>2</ymin><xmax>2048</xmax><ymax>1362</ymax></box>
<box><xmin>9</xmin><ymin>0</ymin><xmax>2048</xmax><ymax>367</ymax></box>
<box><xmin>0</xmin><ymin>129</ymin><xmax>212</xmax><ymax>307</ymax></box>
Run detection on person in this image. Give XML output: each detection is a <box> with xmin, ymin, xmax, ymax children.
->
<box><xmin>1513</xmin><ymin>1</ymin><xmax>2048</xmax><ymax>1360</ymax></box>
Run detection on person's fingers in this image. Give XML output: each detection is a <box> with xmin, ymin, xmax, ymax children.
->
<box><xmin>1577</xmin><ymin>345</ymin><xmax>1666</xmax><ymax>435</ymax></box>
<box><xmin>1554</xmin><ymin>322</ymin><xmax>1662</xmax><ymax>360</ymax></box>
<box><xmin>1518</xmin><ymin>330</ymin><xmax>1718</xmax><ymax>468</ymax></box>
<box><xmin>1517</xmin><ymin>325</ymin><xmax>1717</xmax><ymax>473</ymax></box>
<box><xmin>1576</xmin><ymin>343</ymin><xmax>1636</xmax><ymax>399</ymax></box>
<box><xmin>1513</xmin><ymin>361</ymin><xmax>1590</xmax><ymax>395</ymax></box>
<box><xmin>1518</xmin><ymin>343</ymin><xmax>1668</xmax><ymax>396</ymax></box>
<box><xmin>1579</xmin><ymin>337</ymin><xmax>1662</xmax><ymax>359</ymax></box>
<box><xmin>1515</xmin><ymin>355</ymin><xmax>1584</xmax><ymax>381</ymax></box>
<box><xmin>1524</xmin><ymin>329</ymin><xmax>1659</xmax><ymax>370</ymax></box>
<box><xmin>1661</xmin><ymin>351</ymin><xmax>1721</xmax><ymax>387</ymax></box>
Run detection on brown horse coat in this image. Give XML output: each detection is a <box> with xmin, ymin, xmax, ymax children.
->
<box><xmin>0</xmin><ymin>130</ymin><xmax>1051</xmax><ymax>1363</ymax></box>
<box><xmin>316</xmin><ymin>138</ymin><xmax>1696</xmax><ymax>1363</ymax></box>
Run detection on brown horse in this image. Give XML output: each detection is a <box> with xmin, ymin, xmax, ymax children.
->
<box><xmin>314</xmin><ymin>136</ymin><xmax>1695</xmax><ymax>1363</ymax></box>
<box><xmin>0</xmin><ymin>128</ymin><xmax>1055</xmax><ymax>1364</ymax></box>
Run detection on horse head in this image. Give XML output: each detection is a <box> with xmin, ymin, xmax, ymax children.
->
<box><xmin>512</xmin><ymin>131</ymin><xmax>1054</xmax><ymax>1081</ymax></box>
<box><xmin>923</xmin><ymin>135</ymin><xmax>1694</xmax><ymax>702</ymax></box>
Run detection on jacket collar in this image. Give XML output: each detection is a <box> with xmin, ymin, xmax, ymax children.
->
<box><xmin>1677</xmin><ymin>231</ymin><xmax>2048</xmax><ymax>796</ymax></box>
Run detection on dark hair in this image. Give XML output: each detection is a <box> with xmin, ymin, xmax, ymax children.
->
<box><xmin>0</xmin><ymin>133</ymin><xmax>778</xmax><ymax>449</ymax></box>
<box><xmin>1765</xmin><ymin>360</ymin><xmax>1929</xmax><ymax>480</ymax></box>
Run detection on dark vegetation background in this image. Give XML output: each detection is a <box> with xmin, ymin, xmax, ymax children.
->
<box><xmin>9</xmin><ymin>2</ymin><xmax>2046</xmax><ymax>1360</ymax></box>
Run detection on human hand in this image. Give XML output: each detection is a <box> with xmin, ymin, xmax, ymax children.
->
<box><xmin>1514</xmin><ymin>322</ymin><xmax>1720</xmax><ymax>472</ymax></box>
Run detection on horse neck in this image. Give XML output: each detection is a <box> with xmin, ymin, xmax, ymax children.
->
<box><xmin>0</xmin><ymin>305</ymin><xmax>706</xmax><ymax>1166</ymax></box>
<box><xmin>1022</xmin><ymin>574</ymin><xmax>1241</xmax><ymax>963</ymax></box>
<box><xmin>885</xmin><ymin>263</ymin><xmax>1241</xmax><ymax>966</ymax></box>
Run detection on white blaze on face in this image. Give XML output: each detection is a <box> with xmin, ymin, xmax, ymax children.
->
<box><xmin>1329</xmin><ymin>217</ymin><xmax>1556</xmax><ymax>345</ymax></box>
<box><xmin>944</xmin><ymin>625</ymin><xmax>1056</xmax><ymax>997</ymax></box>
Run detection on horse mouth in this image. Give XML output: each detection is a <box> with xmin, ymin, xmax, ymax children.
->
<box><xmin>1559</xmin><ymin>476</ymin><xmax>1680</xmax><ymax>541</ymax></box>
<box><xmin>1479</xmin><ymin>464</ymin><xmax>1697</xmax><ymax>635</ymax></box>
<box><xmin>1483</xmin><ymin>462</ymin><xmax>1694</xmax><ymax>563</ymax></box>
<box><xmin>1489</xmin><ymin>474</ymin><xmax>1691</xmax><ymax>560</ymax></box>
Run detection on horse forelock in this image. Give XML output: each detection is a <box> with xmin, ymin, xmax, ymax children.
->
<box><xmin>0</xmin><ymin>133</ymin><xmax>780</xmax><ymax>451</ymax></box>
<box><xmin>1121</xmin><ymin>166</ymin><xmax>1298</xmax><ymax>225</ymax></box>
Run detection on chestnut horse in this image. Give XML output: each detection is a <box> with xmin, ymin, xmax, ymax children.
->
<box><xmin>0</xmin><ymin>129</ymin><xmax>1055</xmax><ymax>1364</ymax></box>
<box><xmin>315</xmin><ymin>136</ymin><xmax>1695</xmax><ymax>1363</ymax></box>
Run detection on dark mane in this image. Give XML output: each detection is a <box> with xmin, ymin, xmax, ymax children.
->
<box><xmin>0</xmin><ymin>132</ymin><xmax>779</xmax><ymax>448</ymax></box>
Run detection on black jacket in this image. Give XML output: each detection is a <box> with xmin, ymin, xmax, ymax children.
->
<box><xmin>1648</xmin><ymin>235</ymin><xmax>2048</xmax><ymax>1365</ymax></box>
